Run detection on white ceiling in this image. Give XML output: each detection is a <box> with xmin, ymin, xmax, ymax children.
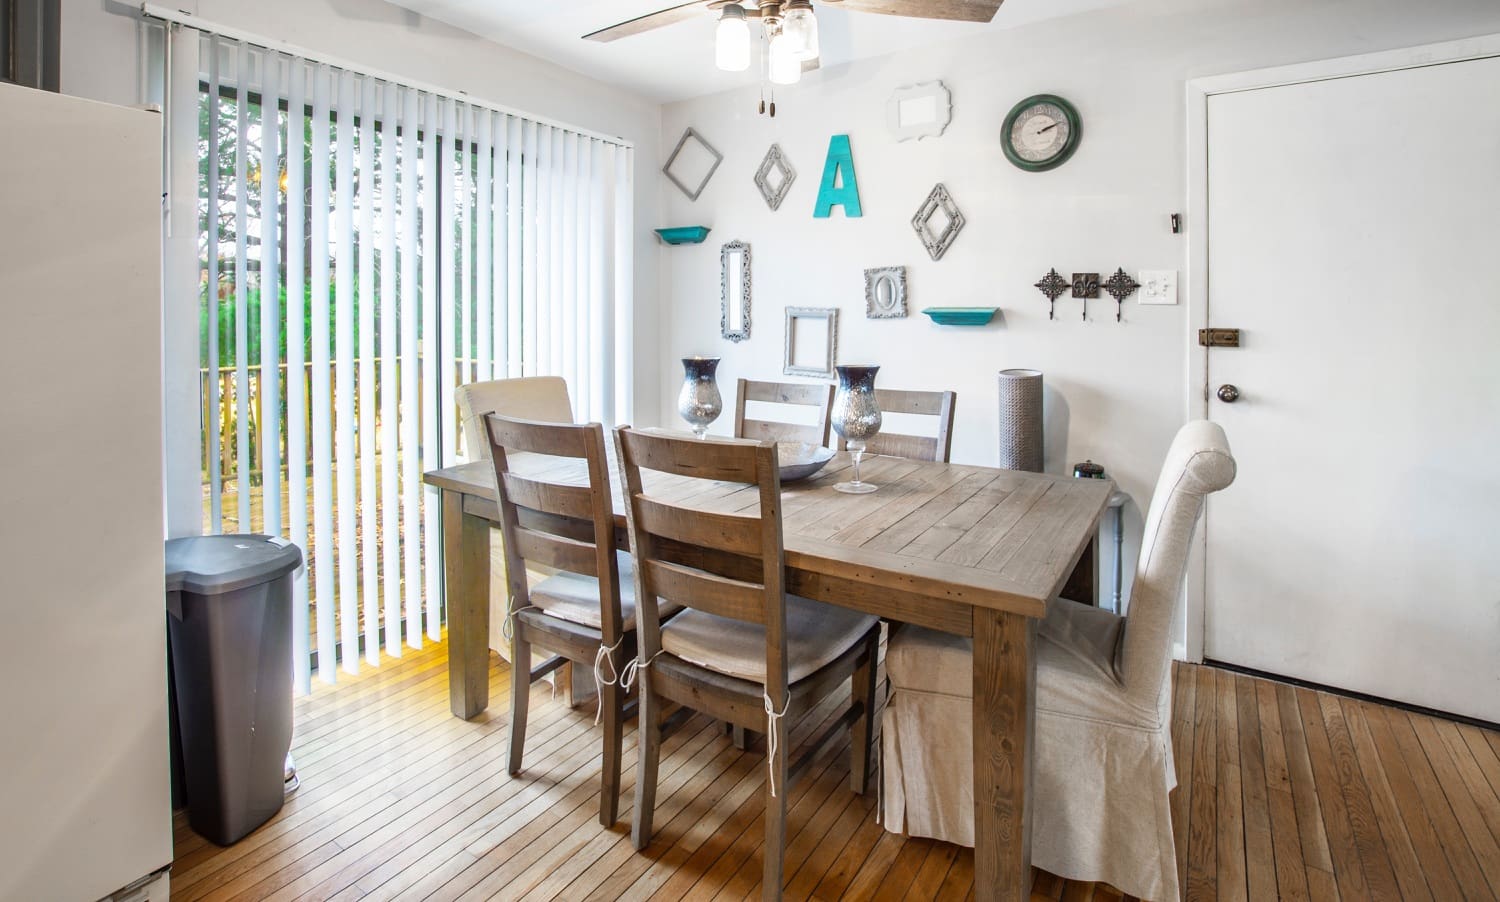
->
<box><xmin>382</xmin><ymin>0</ymin><xmax>1129</xmax><ymax>103</ymax></box>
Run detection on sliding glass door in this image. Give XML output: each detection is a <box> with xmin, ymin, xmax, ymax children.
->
<box><xmin>184</xmin><ymin>34</ymin><xmax>633</xmax><ymax>692</ymax></box>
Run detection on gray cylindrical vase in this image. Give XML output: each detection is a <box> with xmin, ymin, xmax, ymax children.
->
<box><xmin>998</xmin><ymin>368</ymin><xmax>1043</xmax><ymax>472</ymax></box>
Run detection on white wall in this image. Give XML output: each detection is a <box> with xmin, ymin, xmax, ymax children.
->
<box><xmin>657</xmin><ymin>0</ymin><xmax>1500</xmax><ymax>608</ymax></box>
<box><xmin>58</xmin><ymin>0</ymin><xmax>665</xmax><ymax>534</ymax></box>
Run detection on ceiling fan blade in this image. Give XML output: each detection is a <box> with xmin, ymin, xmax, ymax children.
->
<box><xmin>583</xmin><ymin>1</ymin><xmax>716</xmax><ymax>42</ymax></box>
<box><xmin>817</xmin><ymin>0</ymin><xmax>1002</xmax><ymax>23</ymax></box>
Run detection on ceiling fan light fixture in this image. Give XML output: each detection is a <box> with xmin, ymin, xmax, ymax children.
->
<box><xmin>781</xmin><ymin>1</ymin><xmax>819</xmax><ymax>61</ymax></box>
<box><xmin>715</xmin><ymin>3</ymin><xmax>751</xmax><ymax>72</ymax></box>
<box><xmin>768</xmin><ymin>30</ymin><xmax>801</xmax><ymax>85</ymax></box>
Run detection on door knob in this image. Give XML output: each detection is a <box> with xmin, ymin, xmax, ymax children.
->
<box><xmin>1217</xmin><ymin>384</ymin><xmax>1240</xmax><ymax>403</ymax></box>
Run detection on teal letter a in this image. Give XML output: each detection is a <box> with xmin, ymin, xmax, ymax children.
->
<box><xmin>813</xmin><ymin>134</ymin><xmax>862</xmax><ymax>218</ymax></box>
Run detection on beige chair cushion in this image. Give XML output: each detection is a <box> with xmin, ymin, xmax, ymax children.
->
<box><xmin>529</xmin><ymin>552</ymin><xmax>679</xmax><ymax>632</ymax></box>
<box><xmin>660</xmin><ymin>595</ymin><xmax>877</xmax><ymax>684</ymax></box>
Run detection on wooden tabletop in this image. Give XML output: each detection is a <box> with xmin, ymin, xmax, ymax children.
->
<box><xmin>425</xmin><ymin>448</ymin><xmax>1113</xmax><ymax>620</ymax></box>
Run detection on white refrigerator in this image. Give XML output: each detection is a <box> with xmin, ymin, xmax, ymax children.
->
<box><xmin>0</xmin><ymin>82</ymin><xmax>173</xmax><ymax>900</ymax></box>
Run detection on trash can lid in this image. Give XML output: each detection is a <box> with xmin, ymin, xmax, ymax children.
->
<box><xmin>165</xmin><ymin>534</ymin><xmax>303</xmax><ymax>596</ymax></box>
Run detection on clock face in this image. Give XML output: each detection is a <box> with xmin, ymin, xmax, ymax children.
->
<box><xmin>1002</xmin><ymin>95</ymin><xmax>1081</xmax><ymax>171</ymax></box>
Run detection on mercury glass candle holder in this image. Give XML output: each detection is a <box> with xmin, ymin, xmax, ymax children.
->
<box><xmin>677</xmin><ymin>357</ymin><xmax>723</xmax><ymax>439</ymax></box>
<box><xmin>831</xmin><ymin>364</ymin><xmax>882</xmax><ymax>494</ymax></box>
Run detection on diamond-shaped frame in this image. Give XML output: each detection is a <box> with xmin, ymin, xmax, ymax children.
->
<box><xmin>662</xmin><ymin>127</ymin><xmax>723</xmax><ymax>202</ymax></box>
<box><xmin>911</xmin><ymin>183</ymin><xmax>965</xmax><ymax>262</ymax></box>
<box><xmin>754</xmin><ymin>144</ymin><xmax>796</xmax><ymax>211</ymax></box>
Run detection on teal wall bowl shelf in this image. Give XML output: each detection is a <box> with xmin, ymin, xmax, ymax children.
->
<box><xmin>654</xmin><ymin>226</ymin><xmax>711</xmax><ymax>245</ymax></box>
<box><xmin>921</xmin><ymin>307</ymin><xmax>999</xmax><ymax>326</ymax></box>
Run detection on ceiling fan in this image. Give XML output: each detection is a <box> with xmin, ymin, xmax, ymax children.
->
<box><xmin>583</xmin><ymin>1</ymin><xmax>1001</xmax><ymax>94</ymax></box>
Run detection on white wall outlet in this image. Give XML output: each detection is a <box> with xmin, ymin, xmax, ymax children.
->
<box><xmin>1138</xmin><ymin>270</ymin><xmax>1178</xmax><ymax>306</ymax></box>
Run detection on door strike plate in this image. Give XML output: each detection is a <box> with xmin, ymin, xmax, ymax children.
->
<box><xmin>1198</xmin><ymin>328</ymin><xmax>1241</xmax><ymax>348</ymax></box>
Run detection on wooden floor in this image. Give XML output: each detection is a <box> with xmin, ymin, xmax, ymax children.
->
<box><xmin>168</xmin><ymin>637</ymin><xmax>1500</xmax><ymax>901</ymax></box>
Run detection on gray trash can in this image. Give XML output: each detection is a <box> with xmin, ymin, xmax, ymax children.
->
<box><xmin>166</xmin><ymin>534</ymin><xmax>302</xmax><ymax>846</ymax></box>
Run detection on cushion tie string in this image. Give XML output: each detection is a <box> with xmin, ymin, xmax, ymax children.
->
<box><xmin>763</xmin><ymin>690</ymin><xmax>792</xmax><ymax>798</ymax></box>
<box><xmin>591</xmin><ymin>637</ymin><xmax>627</xmax><ymax>726</ymax></box>
<box><xmin>500</xmin><ymin>600</ymin><xmax>538</xmax><ymax>642</ymax></box>
<box><xmin>621</xmin><ymin>649</ymin><xmax>665</xmax><ymax>692</ymax></box>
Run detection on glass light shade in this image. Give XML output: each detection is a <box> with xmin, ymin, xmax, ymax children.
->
<box><xmin>768</xmin><ymin>33</ymin><xmax>801</xmax><ymax>85</ymax></box>
<box><xmin>781</xmin><ymin>7</ymin><xmax>819</xmax><ymax>61</ymax></box>
<box><xmin>715</xmin><ymin>11</ymin><xmax>751</xmax><ymax>72</ymax></box>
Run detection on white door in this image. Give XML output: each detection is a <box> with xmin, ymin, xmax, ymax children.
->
<box><xmin>1203</xmin><ymin>56</ymin><xmax>1500</xmax><ymax>723</ymax></box>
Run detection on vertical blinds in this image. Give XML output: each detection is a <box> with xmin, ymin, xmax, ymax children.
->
<box><xmin>175</xmin><ymin>29</ymin><xmax>635</xmax><ymax>692</ymax></box>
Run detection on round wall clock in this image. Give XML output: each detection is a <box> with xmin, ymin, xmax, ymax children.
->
<box><xmin>1001</xmin><ymin>94</ymin><xmax>1081</xmax><ymax>172</ymax></box>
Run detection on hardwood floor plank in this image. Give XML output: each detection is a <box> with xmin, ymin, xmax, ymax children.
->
<box><xmin>1294</xmin><ymin>687</ymin><xmax>1370</xmax><ymax>900</ymax></box>
<box><xmin>1186</xmin><ymin>665</ymin><xmax>1219</xmax><ymax>901</ymax></box>
<box><xmin>1233</xmin><ymin>675</ymin><xmax>1276</xmax><ymax>902</ymax></box>
<box><xmin>1215</xmin><ymin>669</ymin><xmax>1248</xmax><ymax>902</ymax></box>
<box><xmin>1458</xmin><ymin>722</ymin><xmax>1500</xmax><ymax>812</ymax></box>
<box><xmin>1369</xmin><ymin>703</ymin><xmax>1493</xmax><ymax>899</ymax></box>
<box><xmin>1406</xmin><ymin>711</ymin><xmax>1500</xmax><ymax>896</ymax></box>
<box><xmin>1340</xmin><ymin>697</ymin><xmax>1435</xmax><ymax>902</ymax></box>
<box><xmin>1255</xmin><ymin>680</ymin><xmax>1310</xmax><ymax>902</ymax></box>
<box><xmin>1275</xmin><ymin>682</ymin><xmax>1335</xmax><ymax>888</ymax></box>
<box><xmin>1314</xmin><ymin>691</ymin><xmax>1400</xmax><ymax>900</ymax></box>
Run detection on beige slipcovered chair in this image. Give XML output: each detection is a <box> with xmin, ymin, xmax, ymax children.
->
<box><xmin>880</xmin><ymin>420</ymin><xmax>1236</xmax><ymax>901</ymax></box>
<box><xmin>455</xmin><ymin>377</ymin><xmax>574</xmax><ymax>656</ymax></box>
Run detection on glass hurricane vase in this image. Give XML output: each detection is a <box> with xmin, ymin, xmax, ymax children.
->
<box><xmin>831</xmin><ymin>364</ymin><xmax>882</xmax><ymax>494</ymax></box>
<box><xmin>677</xmin><ymin>357</ymin><xmax>723</xmax><ymax>439</ymax></box>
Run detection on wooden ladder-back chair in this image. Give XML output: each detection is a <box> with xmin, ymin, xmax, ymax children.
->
<box><xmin>734</xmin><ymin>378</ymin><xmax>836</xmax><ymax>447</ymax></box>
<box><xmin>485</xmin><ymin>412</ymin><xmax>636</xmax><ymax>827</ymax></box>
<box><xmin>835</xmin><ymin>388</ymin><xmax>957</xmax><ymax>463</ymax></box>
<box><xmin>613</xmin><ymin>427</ymin><xmax>881</xmax><ymax>901</ymax></box>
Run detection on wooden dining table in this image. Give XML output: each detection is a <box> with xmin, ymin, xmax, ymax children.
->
<box><xmin>424</xmin><ymin>448</ymin><xmax>1113</xmax><ymax>901</ymax></box>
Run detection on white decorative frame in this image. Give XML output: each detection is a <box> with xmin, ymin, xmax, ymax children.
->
<box><xmin>721</xmin><ymin>241</ymin><xmax>751</xmax><ymax>343</ymax></box>
<box><xmin>754</xmin><ymin>144</ymin><xmax>796</xmax><ymax>211</ymax></box>
<box><xmin>887</xmin><ymin>80</ymin><xmax>952</xmax><ymax>142</ymax></box>
<box><xmin>783</xmin><ymin>307</ymin><xmax>839</xmax><ymax>378</ymax></box>
<box><xmin>864</xmin><ymin>266</ymin><xmax>908</xmax><ymax>319</ymax></box>
<box><xmin>662</xmin><ymin>127</ymin><xmax>723</xmax><ymax>201</ymax></box>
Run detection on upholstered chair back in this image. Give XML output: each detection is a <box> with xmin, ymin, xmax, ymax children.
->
<box><xmin>457</xmin><ymin>376</ymin><xmax>574</xmax><ymax>461</ymax></box>
<box><xmin>1118</xmin><ymin>420</ymin><xmax>1237</xmax><ymax>716</ymax></box>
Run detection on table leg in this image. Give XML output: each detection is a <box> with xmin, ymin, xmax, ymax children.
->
<box><xmin>444</xmin><ymin>489</ymin><xmax>491</xmax><ymax>720</ymax></box>
<box><xmin>973</xmin><ymin>608</ymin><xmax>1038</xmax><ymax>902</ymax></box>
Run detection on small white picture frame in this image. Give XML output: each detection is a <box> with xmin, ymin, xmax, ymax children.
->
<box><xmin>887</xmin><ymin>81</ymin><xmax>952</xmax><ymax>142</ymax></box>
<box><xmin>783</xmin><ymin>307</ymin><xmax>839</xmax><ymax>379</ymax></box>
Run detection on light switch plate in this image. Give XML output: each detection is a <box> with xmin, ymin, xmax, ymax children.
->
<box><xmin>1138</xmin><ymin>270</ymin><xmax>1178</xmax><ymax>306</ymax></box>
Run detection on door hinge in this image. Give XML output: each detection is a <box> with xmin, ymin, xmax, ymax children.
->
<box><xmin>1198</xmin><ymin>328</ymin><xmax>1241</xmax><ymax>348</ymax></box>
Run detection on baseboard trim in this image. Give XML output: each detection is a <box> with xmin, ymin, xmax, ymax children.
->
<box><xmin>1203</xmin><ymin>658</ymin><xmax>1500</xmax><ymax>733</ymax></box>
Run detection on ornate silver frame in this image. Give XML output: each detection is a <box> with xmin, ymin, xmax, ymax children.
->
<box><xmin>887</xmin><ymin>81</ymin><xmax>952</xmax><ymax>142</ymax></box>
<box><xmin>720</xmin><ymin>241</ymin><xmax>752</xmax><ymax>343</ymax></box>
<box><xmin>912</xmin><ymin>182</ymin><xmax>966</xmax><ymax>261</ymax></box>
<box><xmin>662</xmin><ymin>127</ymin><xmax>723</xmax><ymax>201</ymax></box>
<box><xmin>864</xmin><ymin>266</ymin><xmax>908</xmax><ymax>319</ymax></box>
<box><xmin>783</xmin><ymin>307</ymin><xmax>839</xmax><ymax>379</ymax></box>
<box><xmin>754</xmin><ymin>144</ymin><xmax>796</xmax><ymax>211</ymax></box>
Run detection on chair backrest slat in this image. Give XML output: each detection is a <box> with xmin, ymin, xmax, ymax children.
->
<box><xmin>643</xmin><ymin>559</ymin><xmax>767</xmax><ymax>623</ymax></box>
<box><xmin>734</xmin><ymin>378</ymin><xmax>836</xmax><ymax>447</ymax></box>
<box><xmin>636</xmin><ymin>496</ymin><xmax>763</xmax><ymax>558</ymax></box>
<box><xmin>837</xmin><ymin>388</ymin><xmax>957</xmax><ymax>463</ymax></box>
<box><xmin>501</xmin><ymin>472</ymin><xmax>595</xmax><ymax>522</ymax></box>
<box><xmin>485</xmin><ymin>411</ymin><xmax>624</xmax><ymax>643</ymax></box>
<box><xmin>616</xmin><ymin>426</ymin><xmax>791</xmax><ymax>700</ymax></box>
<box><xmin>512</xmin><ymin>527</ymin><xmax>600</xmax><ymax>576</ymax></box>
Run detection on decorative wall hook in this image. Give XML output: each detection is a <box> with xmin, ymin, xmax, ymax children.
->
<box><xmin>1103</xmin><ymin>268</ymin><xmax>1141</xmax><ymax>322</ymax></box>
<box><xmin>1071</xmin><ymin>272</ymin><xmax>1100</xmax><ymax>321</ymax></box>
<box><xmin>1033</xmin><ymin>268</ymin><xmax>1069</xmax><ymax>320</ymax></box>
